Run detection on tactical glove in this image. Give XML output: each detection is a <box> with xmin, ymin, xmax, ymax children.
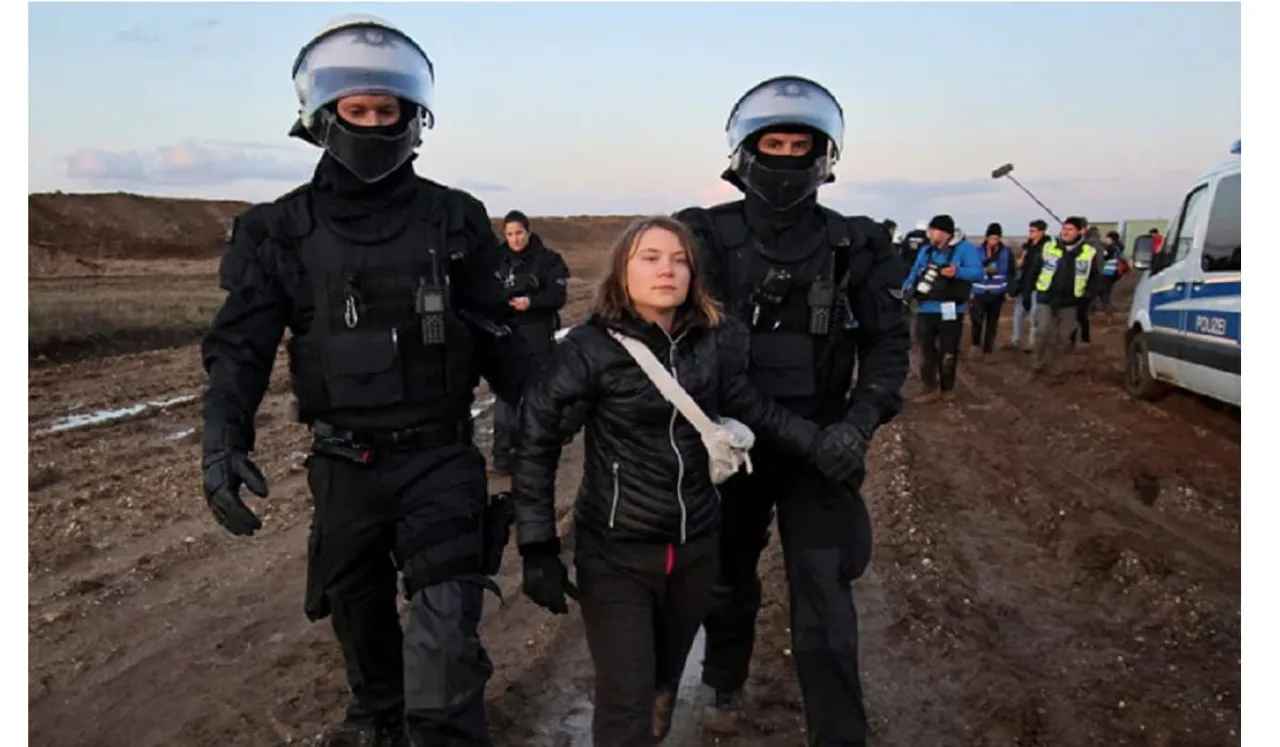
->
<box><xmin>809</xmin><ymin>422</ymin><xmax>869</xmax><ymax>487</ymax></box>
<box><xmin>202</xmin><ymin>448</ymin><xmax>269</xmax><ymax>536</ymax></box>
<box><xmin>519</xmin><ymin>541</ymin><xmax>580</xmax><ymax>615</ymax></box>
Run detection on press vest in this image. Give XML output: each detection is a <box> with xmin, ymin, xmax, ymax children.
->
<box><xmin>972</xmin><ymin>245</ymin><xmax>1011</xmax><ymax>295</ymax></box>
<box><xmin>268</xmin><ymin>183</ymin><xmax>479</xmax><ymax>431</ymax></box>
<box><xmin>1035</xmin><ymin>240</ymin><xmax>1097</xmax><ymax>298</ymax></box>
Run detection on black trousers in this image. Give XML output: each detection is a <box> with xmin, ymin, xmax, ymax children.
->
<box><xmin>1095</xmin><ymin>275</ymin><xmax>1119</xmax><ymax>312</ymax></box>
<box><xmin>574</xmin><ymin>526</ymin><xmax>719</xmax><ymax>747</ymax></box>
<box><xmin>969</xmin><ymin>294</ymin><xmax>1004</xmax><ymax>354</ymax></box>
<box><xmin>305</xmin><ymin>442</ymin><xmax>494</xmax><ymax>746</ymax></box>
<box><xmin>1072</xmin><ymin>296</ymin><xmax>1092</xmax><ymax>344</ymax></box>
<box><xmin>703</xmin><ymin>447</ymin><xmax>874</xmax><ymax>746</ymax></box>
<box><xmin>490</xmin><ymin>398</ymin><xmax>517</xmax><ymax>473</ymax></box>
<box><xmin>916</xmin><ymin>311</ymin><xmax>965</xmax><ymax>391</ymax></box>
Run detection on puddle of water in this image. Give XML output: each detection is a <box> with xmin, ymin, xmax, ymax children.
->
<box><xmin>549</xmin><ymin>627</ymin><xmax>707</xmax><ymax>746</ymax></box>
<box><xmin>43</xmin><ymin>394</ymin><xmax>197</xmax><ymax>434</ymax></box>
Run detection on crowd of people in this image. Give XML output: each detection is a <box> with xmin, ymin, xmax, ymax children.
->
<box><xmin>885</xmin><ymin>215</ymin><xmax>1138</xmax><ymax>403</ymax></box>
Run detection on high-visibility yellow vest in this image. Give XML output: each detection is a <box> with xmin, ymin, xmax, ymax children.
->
<box><xmin>1035</xmin><ymin>241</ymin><xmax>1097</xmax><ymax>297</ymax></box>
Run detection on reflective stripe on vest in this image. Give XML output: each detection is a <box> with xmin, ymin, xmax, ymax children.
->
<box><xmin>972</xmin><ymin>247</ymin><xmax>1009</xmax><ymax>294</ymax></box>
<box><xmin>1035</xmin><ymin>241</ymin><xmax>1097</xmax><ymax>297</ymax></box>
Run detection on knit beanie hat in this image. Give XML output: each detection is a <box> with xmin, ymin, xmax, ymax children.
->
<box><xmin>928</xmin><ymin>214</ymin><xmax>956</xmax><ymax>234</ymax></box>
<box><xmin>985</xmin><ymin>222</ymin><xmax>1003</xmax><ymax>238</ymax></box>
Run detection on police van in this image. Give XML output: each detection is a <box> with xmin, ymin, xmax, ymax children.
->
<box><xmin>1124</xmin><ymin>139</ymin><xmax>1240</xmax><ymax>407</ymax></box>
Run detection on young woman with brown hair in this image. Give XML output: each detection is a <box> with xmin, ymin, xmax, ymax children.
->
<box><xmin>511</xmin><ymin>215</ymin><xmax>863</xmax><ymax>746</ymax></box>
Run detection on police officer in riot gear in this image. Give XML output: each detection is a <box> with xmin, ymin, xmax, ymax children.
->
<box><xmin>201</xmin><ymin>15</ymin><xmax>530</xmax><ymax>747</ymax></box>
<box><xmin>674</xmin><ymin>76</ymin><xmax>910</xmax><ymax>746</ymax></box>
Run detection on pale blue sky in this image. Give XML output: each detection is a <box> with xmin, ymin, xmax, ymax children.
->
<box><xmin>28</xmin><ymin>1</ymin><xmax>1240</xmax><ymax>230</ymax></box>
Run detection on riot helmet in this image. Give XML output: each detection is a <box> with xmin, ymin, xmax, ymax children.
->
<box><xmin>723</xmin><ymin>75</ymin><xmax>844</xmax><ymax>211</ymax></box>
<box><xmin>289</xmin><ymin>15</ymin><xmax>436</xmax><ymax>183</ymax></box>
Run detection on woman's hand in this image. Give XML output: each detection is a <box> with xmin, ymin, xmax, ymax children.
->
<box><xmin>519</xmin><ymin>541</ymin><xmax>580</xmax><ymax>614</ymax></box>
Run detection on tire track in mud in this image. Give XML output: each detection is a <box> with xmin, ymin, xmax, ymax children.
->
<box><xmin>865</xmin><ymin>354</ymin><xmax>1239</xmax><ymax>745</ymax></box>
<box><xmin>26</xmin><ymin>357</ymin><xmax>583</xmax><ymax>747</ymax></box>
<box><xmin>955</xmin><ymin>349</ymin><xmax>1239</xmax><ymax>568</ymax></box>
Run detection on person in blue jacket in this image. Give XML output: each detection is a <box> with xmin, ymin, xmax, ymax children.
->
<box><xmin>901</xmin><ymin>214</ymin><xmax>985</xmax><ymax>403</ymax></box>
<box><xmin>969</xmin><ymin>222</ymin><xmax>1014</xmax><ymax>358</ymax></box>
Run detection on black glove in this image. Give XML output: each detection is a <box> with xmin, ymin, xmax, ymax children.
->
<box><xmin>809</xmin><ymin>422</ymin><xmax>869</xmax><ymax>486</ymax></box>
<box><xmin>519</xmin><ymin>541</ymin><xmax>580</xmax><ymax>614</ymax></box>
<box><xmin>202</xmin><ymin>448</ymin><xmax>269</xmax><ymax>536</ymax></box>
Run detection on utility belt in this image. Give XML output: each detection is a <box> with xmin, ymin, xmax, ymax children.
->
<box><xmin>310</xmin><ymin>418</ymin><xmax>474</xmax><ymax>466</ymax></box>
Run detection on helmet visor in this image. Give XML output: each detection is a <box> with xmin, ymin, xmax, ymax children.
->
<box><xmin>726</xmin><ymin>77</ymin><xmax>844</xmax><ymax>157</ymax></box>
<box><xmin>293</xmin><ymin>24</ymin><xmax>435</xmax><ymax>125</ymax></box>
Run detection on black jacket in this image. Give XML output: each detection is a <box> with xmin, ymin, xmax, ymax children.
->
<box><xmin>498</xmin><ymin>234</ymin><xmax>570</xmax><ymax>356</ymax></box>
<box><xmin>513</xmin><ymin>311</ymin><xmax>819</xmax><ymax>548</ymax></box>
<box><xmin>1015</xmin><ymin>235</ymin><xmax>1050</xmax><ymax>303</ymax></box>
<box><xmin>201</xmin><ymin>173</ymin><xmax>526</xmax><ymax>451</ymax></box>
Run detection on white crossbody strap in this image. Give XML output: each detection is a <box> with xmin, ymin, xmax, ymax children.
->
<box><xmin>607</xmin><ymin>330</ymin><xmax>720</xmax><ymax>439</ymax></box>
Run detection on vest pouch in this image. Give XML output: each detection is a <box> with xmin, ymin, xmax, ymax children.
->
<box><xmin>320</xmin><ymin>329</ymin><xmax>406</xmax><ymax>410</ymax></box>
<box><xmin>286</xmin><ymin>336</ymin><xmax>327</xmax><ymax>419</ymax></box>
<box><xmin>748</xmin><ymin>332</ymin><xmax>816</xmax><ymax>398</ymax></box>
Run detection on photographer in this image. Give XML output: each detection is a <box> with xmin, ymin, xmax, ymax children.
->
<box><xmin>491</xmin><ymin>210</ymin><xmax>570</xmax><ymax>474</ymax></box>
<box><xmin>901</xmin><ymin>215</ymin><xmax>985</xmax><ymax>404</ymax></box>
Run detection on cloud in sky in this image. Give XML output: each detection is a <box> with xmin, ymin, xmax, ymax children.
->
<box><xmin>454</xmin><ymin>179</ymin><xmax>511</xmax><ymax>194</ymax></box>
<box><xmin>64</xmin><ymin>140</ymin><xmax>316</xmax><ymax>188</ymax></box>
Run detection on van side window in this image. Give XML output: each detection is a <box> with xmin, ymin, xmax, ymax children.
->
<box><xmin>1202</xmin><ymin>174</ymin><xmax>1241</xmax><ymax>273</ymax></box>
<box><xmin>1168</xmin><ymin>184</ymin><xmax>1210</xmax><ymax>266</ymax></box>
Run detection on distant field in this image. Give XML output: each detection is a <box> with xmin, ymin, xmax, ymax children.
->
<box><xmin>29</xmin><ymin>276</ymin><xmax>226</xmax><ymax>362</ymax></box>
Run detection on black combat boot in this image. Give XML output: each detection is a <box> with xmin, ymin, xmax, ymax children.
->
<box><xmin>320</xmin><ymin>717</ymin><xmax>408</xmax><ymax>747</ymax></box>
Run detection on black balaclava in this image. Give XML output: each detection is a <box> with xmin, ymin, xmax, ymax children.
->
<box><xmin>725</xmin><ymin>125</ymin><xmax>829</xmax><ymax>228</ymax></box>
<box><xmin>722</xmin><ymin>126</ymin><xmax>830</xmax><ymax>258</ymax></box>
<box><xmin>307</xmin><ymin>100</ymin><xmax>420</xmax><ymax>243</ymax></box>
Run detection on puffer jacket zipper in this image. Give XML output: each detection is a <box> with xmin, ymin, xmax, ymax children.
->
<box><xmin>608</xmin><ymin>461</ymin><xmax>621</xmax><ymax>528</ymax></box>
<box><xmin>664</xmin><ymin>330</ymin><xmax>689</xmax><ymax>545</ymax></box>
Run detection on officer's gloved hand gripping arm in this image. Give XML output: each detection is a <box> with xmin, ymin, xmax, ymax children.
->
<box><xmin>835</xmin><ymin>222</ymin><xmax>912</xmax><ymax>485</ymax></box>
<box><xmin>200</xmin><ymin>207</ymin><xmax>290</xmax><ymax>536</ymax></box>
<box><xmin>511</xmin><ymin>336</ymin><xmax>593</xmax><ymax>615</ymax></box>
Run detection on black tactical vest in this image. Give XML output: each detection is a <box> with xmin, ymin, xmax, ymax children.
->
<box><xmin>699</xmin><ymin>202</ymin><xmax>860</xmax><ymax>402</ymax></box>
<box><xmin>269</xmin><ymin>183</ymin><xmax>480</xmax><ymax>431</ymax></box>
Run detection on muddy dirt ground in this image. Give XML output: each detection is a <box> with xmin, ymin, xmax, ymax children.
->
<box><xmin>29</xmin><ymin>276</ymin><xmax>1240</xmax><ymax>746</ymax></box>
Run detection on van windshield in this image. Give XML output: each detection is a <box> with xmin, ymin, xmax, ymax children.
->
<box><xmin>1202</xmin><ymin>174</ymin><xmax>1240</xmax><ymax>273</ymax></box>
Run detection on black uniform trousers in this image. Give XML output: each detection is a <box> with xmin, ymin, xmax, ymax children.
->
<box><xmin>702</xmin><ymin>446</ymin><xmax>874</xmax><ymax>746</ymax></box>
<box><xmin>969</xmin><ymin>293</ymin><xmax>1004</xmax><ymax>354</ymax></box>
<box><xmin>574</xmin><ymin>526</ymin><xmax>719</xmax><ymax>747</ymax></box>
<box><xmin>916</xmin><ymin>311</ymin><xmax>965</xmax><ymax>391</ymax></box>
<box><xmin>305</xmin><ymin>441</ymin><xmax>494</xmax><ymax>746</ymax></box>
<box><xmin>490</xmin><ymin>399</ymin><xmax>517</xmax><ymax>473</ymax></box>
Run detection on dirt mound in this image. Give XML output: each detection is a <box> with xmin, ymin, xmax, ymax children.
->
<box><xmin>28</xmin><ymin>191</ymin><xmax>642</xmax><ymax>277</ymax></box>
<box><xmin>29</xmin><ymin>192</ymin><xmax>252</xmax><ymax>261</ymax></box>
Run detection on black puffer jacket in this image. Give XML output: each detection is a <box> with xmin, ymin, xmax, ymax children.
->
<box><xmin>513</xmin><ymin>310</ymin><xmax>819</xmax><ymax>547</ymax></box>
